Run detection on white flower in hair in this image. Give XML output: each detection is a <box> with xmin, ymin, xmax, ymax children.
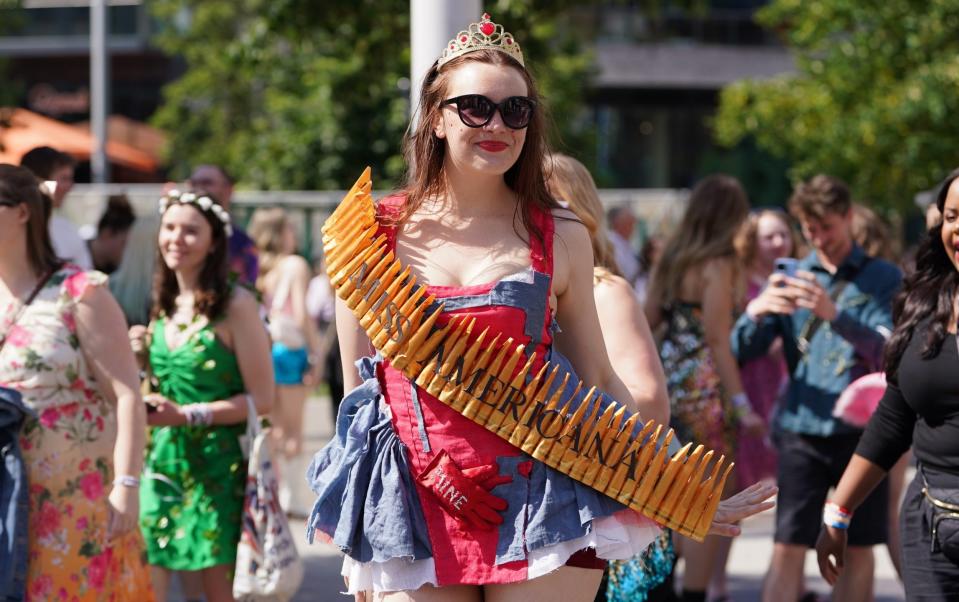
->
<box><xmin>157</xmin><ymin>190</ymin><xmax>232</xmax><ymax>236</ymax></box>
<box><xmin>40</xmin><ymin>180</ymin><xmax>57</xmax><ymax>197</ymax></box>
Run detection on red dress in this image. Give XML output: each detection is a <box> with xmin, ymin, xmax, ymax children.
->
<box><xmin>309</xmin><ymin>196</ymin><xmax>659</xmax><ymax>593</ymax></box>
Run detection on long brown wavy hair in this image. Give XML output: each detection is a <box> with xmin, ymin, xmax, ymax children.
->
<box><xmin>0</xmin><ymin>164</ymin><xmax>60</xmax><ymax>276</ymax></box>
<box><xmin>151</xmin><ymin>191</ymin><xmax>231</xmax><ymax>322</ymax></box>
<box><xmin>650</xmin><ymin>174</ymin><xmax>750</xmax><ymax>309</ymax></box>
<box><xmin>398</xmin><ymin>49</ymin><xmax>558</xmax><ymax>247</ymax></box>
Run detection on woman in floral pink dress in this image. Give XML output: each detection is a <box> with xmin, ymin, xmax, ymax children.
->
<box><xmin>0</xmin><ymin>164</ymin><xmax>154</xmax><ymax>601</ymax></box>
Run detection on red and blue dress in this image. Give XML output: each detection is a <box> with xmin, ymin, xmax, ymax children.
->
<box><xmin>307</xmin><ymin>196</ymin><xmax>658</xmax><ymax>593</ymax></box>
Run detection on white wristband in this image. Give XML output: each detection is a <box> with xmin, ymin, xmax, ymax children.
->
<box><xmin>113</xmin><ymin>475</ymin><xmax>140</xmax><ymax>488</ymax></box>
<box><xmin>183</xmin><ymin>403</ymin><xmax>213</xmax><ymax>427</ymax></box>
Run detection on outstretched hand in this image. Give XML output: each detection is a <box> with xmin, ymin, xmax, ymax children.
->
<box><xmin>708</xmin><ymin>482</ymin><xmax>777</xmax><ymax>537</ymax></box>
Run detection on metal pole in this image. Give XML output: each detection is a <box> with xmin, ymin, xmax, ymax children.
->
<box><xmin>409</xmin><ymin>0</ymin><xmax>480</xmax><ymax>125</ymax></box>
<box><xmin>90</xmin><ymin>0</ymin><xmax>110</xmax><ymax>183</ymax></box>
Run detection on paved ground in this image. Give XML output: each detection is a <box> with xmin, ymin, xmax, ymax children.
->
<box><xmin>171</xmin><ymin>394</ymin><xmax>906</xmax><ymax>601</ymax></box>
<box><xmin>283</xmin><ymin>509</ymin><xmax>905</xmax><ymax>602</ymax></box>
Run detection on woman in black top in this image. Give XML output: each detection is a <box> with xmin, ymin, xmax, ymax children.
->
<box><xmin>816</xmin><ymin>167</ymin><xmax>959</xmax><ymax>598</ymax></box>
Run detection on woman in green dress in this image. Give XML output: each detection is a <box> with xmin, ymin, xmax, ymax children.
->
<box><xmin>134</xmin><ymin>188</ymin><xmax>274</xmax><ymax>601</ymax></box>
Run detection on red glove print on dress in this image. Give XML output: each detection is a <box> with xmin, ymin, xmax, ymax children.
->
<box><xmin>417</xmin><ymin>449</ymin><xmax>509</xmax><ymax>529</ymax></box>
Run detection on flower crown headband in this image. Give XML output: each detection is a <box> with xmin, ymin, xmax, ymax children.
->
<box><xmin>158</xmin><ymin>189</ymin><xmax>233</xmax><ymax>236</ymax></box>
<box><xmin>438</xmin><ymin>13</ymin><xmax>524</xmax><ymax>68</ymax></box>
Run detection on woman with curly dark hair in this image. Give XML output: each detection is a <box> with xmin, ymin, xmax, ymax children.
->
<box><xmin>816</xmin><ymin>167</ymin><xmax>959</xmax><ymax>597</ymax></box>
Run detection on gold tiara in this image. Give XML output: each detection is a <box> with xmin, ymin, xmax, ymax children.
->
<box><xmin>438</xmin><ymin>13</ymin><xmax>524</xmax><ymax>68</ymax></box>
<box><xmin>321</xmin><ymin>169</ymin><xmax>732</xmax><ymax>542</ymax></box>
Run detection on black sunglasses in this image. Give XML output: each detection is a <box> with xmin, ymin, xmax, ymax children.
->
<box><xmin>441</xmin><ymin>94</ymin><xmax>536</xmax><ymax>130</ymax></box>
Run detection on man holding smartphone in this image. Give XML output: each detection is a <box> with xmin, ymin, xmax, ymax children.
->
<box><xmin>731</xmin><ymin>175</ymin><xmax>902</xmax><ymax>602</ymax></box>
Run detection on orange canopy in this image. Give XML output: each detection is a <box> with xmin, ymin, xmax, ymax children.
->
<box><xmin>0</xmin><ymin>107</ymin><xmax>158</xmax><ymax>174</ymax></box>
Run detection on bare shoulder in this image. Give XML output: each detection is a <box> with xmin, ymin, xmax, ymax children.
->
<box><xmin>594</xmin><ymin>273</ymin><xmax>636</xmax><ymax>307</ymax></box>
<box><xmin>551</xmin><ymin>208</ymin><xmax>590</xmax><ymax>252</ymax></box>
<box><xmin>226</xmin><ymin>286</ymin><xmax>260</xmax><ymax>320</ymax></box>
<box><xmin>702</xmin><ymin>255</ymin><xmax>736</xmax><ymax>283</ymax></box>
<box><xmin>550</xmin><ymin>209</ymin><xmax>591</xmax><ymax>300</ymax></box>
<box><xmin>75</xmin><ymin>278</ymin><xmax>114</xmax><ymax>310</ymax></box>
<box><xmin>280</xmin><ymin>254</ymin><xmax>311</xmax><ymax>276</ymax></box>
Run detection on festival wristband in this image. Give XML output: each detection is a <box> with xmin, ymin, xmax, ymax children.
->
<box><xmin>729</xmin><ymin>393</ymin><xmax>753</xmax><ymax>423</ymax></box>
<box><xmin>182</xmin><ymin>403</ymin><xmax>213</xmax><ymax>427</ymax></box>
<box><xmin>112</xmin><ymin>475</ymin><xmax>141</xmax><ymax>488</ymax></box>
<box><xmin>730</xmin><ymin>393</ymin><xmax>751</xmax><ymax>411</ymax></box>
<box><xmin>823</xmin><ymin>501</ymin><xmax>852</xmax><ymax>529</ymax></box>
<box><xmin>416</xmin><ymin>450</ymin><xmax>508</xmax><ymax>530</ymax></box>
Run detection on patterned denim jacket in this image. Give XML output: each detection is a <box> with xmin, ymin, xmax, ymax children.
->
<box><xmin>0</xmin><ymin>386</ymin><xmax>33</xmax><ymax>601</ymax></box>
<box><xmin>730</xmin><ymin>245</ymin><xmax>902</xmax><ymax>437</ymax></box>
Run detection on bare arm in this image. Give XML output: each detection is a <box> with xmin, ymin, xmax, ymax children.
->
<box><xmin>816</xmin><ymin>455</ymin><xmax>887</xmax><ymax>584</ymax></box>
<box><xmin>285</xmin><ymin>255</ymin><xmax>324</xmax><ymax>381</ymax></box>
<box><xmin>552</xmin><ymin>215</ymin><xmax>636</xmax><ymax>414</ymax></box>
<box><xmin>336</xmin><ymin>295</ymin><xmax>373</xmax><ymax>392</ymax></box>
<box><xmin>593</xmin><ymin>274</ymin><xmax>669</xmax><ymax>424</ymax></box>
<box><xmin>701</xmin><ymin>258</ymin><xmax>747</xmax><ymax>400</ymax></box>
<box><xmin>76</xmin><ymin>283</ymin><xmax>146</xmax><ymax>538</ymax></box>
<box><xmin>225</xmin><ymin>288</ymin><xmax>275</xmax><ymax>417</ymax></box>
<box><xmin>701</xmin><ymin>258</ymin><xmax>765</xmax><ymax>435</ymax></box>
<box><xmin>644</xmin><ymin>278</ymin><xmax>664</xmax><ymax>332</ymax></box>
<box><xmin>286</xmin><ymin>256</ymin><xmax>322</xmax><ymax>350</ymax></box>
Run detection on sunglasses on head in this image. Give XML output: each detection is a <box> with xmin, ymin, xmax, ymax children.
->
<box><xmin>441</xmin><ymin>94</ymin><xmax>536</xmax><ymax>130</ymax></box>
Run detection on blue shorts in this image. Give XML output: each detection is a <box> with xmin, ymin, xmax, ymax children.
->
<box><xmin>272</xmin><ymin>344</ymin><xmax>309</xmax><ymax>385</ymax></box>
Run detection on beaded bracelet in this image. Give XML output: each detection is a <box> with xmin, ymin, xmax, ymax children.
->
<box><xmin>113</xmin><ymin>475</ymin><xmax>140</xmax><ymax>488</ymax></box>
<box><xmin>823</xmin><ymin>501</ymin><xmax>853</xmax><ymax>529</ymax></box>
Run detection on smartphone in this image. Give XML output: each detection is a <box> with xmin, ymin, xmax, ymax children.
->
<box><xmin>774</xmin><ymin>257</ymin><xmax>799</xmax><ymax>279</ymax></box>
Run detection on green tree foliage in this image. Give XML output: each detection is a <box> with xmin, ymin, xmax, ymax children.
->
<box><xmin>149</xmin><ymin>0</ymin><xmax>597</xmax><ymax>189</ymax></box>
<box><xmin>0</xmin><ymin>2</ymin><xmax>25</xmax><ymax>153</ymax></box>
<box><xmin>0</xmin><ymin>1</ymin><xmax>24</xmax><ymax>114</ymax></box>
<box><xmin>714</xmin><ymin>0</ymin><xmax>959</xmax><ymax>211</ymax></box>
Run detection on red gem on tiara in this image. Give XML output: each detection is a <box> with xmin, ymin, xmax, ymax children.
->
<box><xmin>438</xmin><ymin>13</ymin><xmax>524</xmax><ymax>68</ymax></box>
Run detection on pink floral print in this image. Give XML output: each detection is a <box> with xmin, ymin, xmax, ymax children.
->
<box><xmin>0</xmin><ymin>265</ymin><xmax>155</xmax><ymax>601</ymax></box>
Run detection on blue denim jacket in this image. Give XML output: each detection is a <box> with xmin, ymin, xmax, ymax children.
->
<box><xmin>730</xmin><ymin>245</ymin><xmax>901</xmax><ymax>436</ymax></box>
<box><xmin>0</xmin><ymin>386</ymin><xmax>33</xmax><ymax>602</ymax></box>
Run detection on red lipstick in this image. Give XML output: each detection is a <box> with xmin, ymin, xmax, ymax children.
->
<box><xmin>477</xmin><ymin>141</ymin><xmax>508</xmax><ymax>152</ymax></box>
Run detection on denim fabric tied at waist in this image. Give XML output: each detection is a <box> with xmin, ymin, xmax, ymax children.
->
<box><xmin>0</xmin><ymin>387</ymin><xmax>35</xmax><ymax>602</ymax></box>
<box><xmin>305</xmin><ymin>354</ymin><xmax>432</xmax><ymax>563</ymax></box>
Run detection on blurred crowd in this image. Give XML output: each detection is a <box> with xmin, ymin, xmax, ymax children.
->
<box><xmin>0</xmin><ymin>140</ymin><xmax>939</xmax><ymax>602</ymax></box>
